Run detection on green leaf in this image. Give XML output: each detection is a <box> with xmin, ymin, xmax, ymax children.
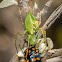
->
<box><xmin>0</xmin><ymin>0</ymin><xmax>18</xmax><ymax>8</ymax></box>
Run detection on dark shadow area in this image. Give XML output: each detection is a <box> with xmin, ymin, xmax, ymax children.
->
<box><xmin>0</xmin><ymin>24</ymin><xmax>7</xmax><ymax>32</ymax></box>
<box><xmin>47</xmin><ymin>14</ymin><xmax>62</xmax><ymax>48</ymax></box>
<box><xmin>0</xmin><ymin>0</ymin><xmax>2</xmax><ymax>3</ymax></box>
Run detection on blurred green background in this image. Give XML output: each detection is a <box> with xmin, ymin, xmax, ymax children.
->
<box><xmin>0</xmin><ymin>0</ymin><xmax>62</xmax><ymax>62</ymax></box>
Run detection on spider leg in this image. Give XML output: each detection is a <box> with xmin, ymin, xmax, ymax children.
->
<box><xmin>15</xmin><ymin>32</ymin><xmax>24</xmax><ymax>53</ymax></box>
<box><xmin>19</xmin><ymin>8</ymin><xmax>25</xmax><ymax>26</ymax></box>
<box><xmin>15</xmin><ymin>32</ymin><xmax>19</xmax><ymax>53</ymax></box>
<box><xmin>25</xmin><ymin>35</ymin><xmax>31</xmax><ymax>60</ymax></box>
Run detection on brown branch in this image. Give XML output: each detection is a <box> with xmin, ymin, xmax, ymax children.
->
<box><xmin>46</xmin><ymin>56</ymin><xmax>62</xmax><ymax>62</ymax></box>
<box><xmin>41</xmin><ymin>4</ymin><xmax>62</xmax><ymax>30</ymax></box>
<box><xmin>42</xmin><ymin>49</ymin><xmax>62</xmax><ymax>62</ymax></box>
<box><xmin>9</xmin><ymin>49</ymin><xmax>62</xmax><ymax>62</ymax></box>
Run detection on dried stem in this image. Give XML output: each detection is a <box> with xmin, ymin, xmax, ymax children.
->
<box><xmin>41</xmin><ymin>4</ymin><xmax>62</xmax><ymax>30</ymax></box>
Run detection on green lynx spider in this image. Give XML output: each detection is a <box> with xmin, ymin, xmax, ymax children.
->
<box><xmin>0</xmin><ymin>0</ymin><xmax>62</xmax><ymax>61</ymax></box>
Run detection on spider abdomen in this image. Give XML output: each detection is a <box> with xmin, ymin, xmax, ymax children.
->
<box><xmin>24</xmin><ymin>45</ymin><xmax>41</xmax><ymax>62</ymax></box>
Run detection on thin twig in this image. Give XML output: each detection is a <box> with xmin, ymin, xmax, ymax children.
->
<box><xmin>42</xmin><ymin>4</ymin><xmax>62</xmax><ymax>30</ymax></box>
